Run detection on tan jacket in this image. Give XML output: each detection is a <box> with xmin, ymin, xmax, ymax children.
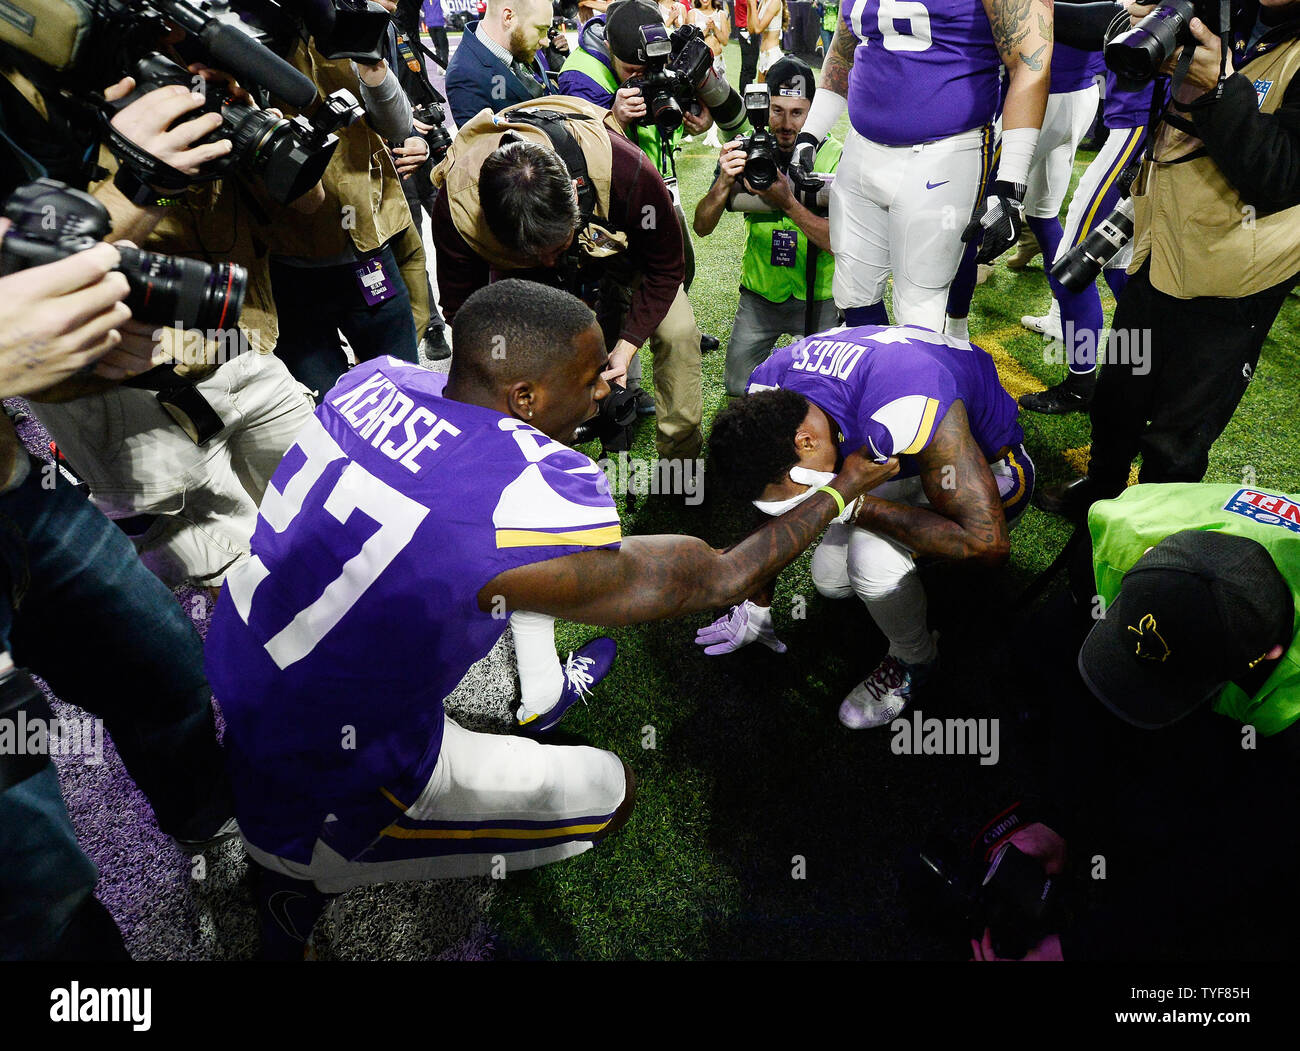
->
<box><xmin>1131</xmin><ymin>36</ymin><xmax>1300</xmax><ymax>298</ymax></box>
<box><xmin>431</xmin><ymin>95</ymin><xmax>627</xmax><ymax>270</ymax></box>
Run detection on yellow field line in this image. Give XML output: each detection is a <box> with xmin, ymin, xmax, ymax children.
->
<box><xmin>975</xmin><ymin>324</ymin><xmax>1046</xmax><ymax>401</ymax></box>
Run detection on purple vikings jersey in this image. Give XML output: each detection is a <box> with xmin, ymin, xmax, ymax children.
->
<box><xmin>1050</xmin><ymin>43</ymin><xmax>1105</xmax><ymax>94</ymax></box>
<box><xmin>747</xmin><ymin>325</ymin><xmax>1023</xmax><ymax>473</ymax></box>
<box><xmin>205</xmin><ymin>358</ymin><xmax>621</xmax><ymax>863</ymax></box>
<box><xmin>842</xmin><ymin>0</ymin><xmax>1002</xmax><ymax>145</ymax></box>
<box><xmin>1104</xmin><ymin>69</ymin><xmax>1157</xmax><ymax>129</ymax></box>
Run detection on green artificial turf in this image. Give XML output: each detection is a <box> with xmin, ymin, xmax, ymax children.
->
<box><xmin>483</xmin><ymin>41</ymin><xmax>1300</xmax><ymax>959</ymax></box>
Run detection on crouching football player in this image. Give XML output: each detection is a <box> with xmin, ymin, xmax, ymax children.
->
<box><xmin>205</xmin><ymin>280</ymin><xmax>896</xmax><ymax>957</ymax></box>
<box><xmin>705</xmin><ymin>324</ymin><xmax>1035</xmax><ymax>728</ymax></box>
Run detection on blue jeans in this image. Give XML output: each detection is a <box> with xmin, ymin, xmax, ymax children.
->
<box><xmin>0</xmin><ymin>462</ymin><xmax>228</xmax><ymax>959</ymax></box>
<box><xmin>270</xmin><ymin>244</ymin><xmax>420</xmax><ymax>402</ymax></box>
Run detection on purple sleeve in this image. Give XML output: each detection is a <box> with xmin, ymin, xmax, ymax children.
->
<box><xmin>557</xmin><ymin>68</ymin><xmax>616</xmax><ymax>108</ymax></box>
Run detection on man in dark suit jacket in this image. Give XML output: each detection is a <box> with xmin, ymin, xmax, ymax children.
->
<box><xmin>445</xmin><ymin>0</ymin><xmax>560</xmax><ymax>126</ymax></box>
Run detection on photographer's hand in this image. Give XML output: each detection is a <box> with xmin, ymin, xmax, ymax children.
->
<box><xmin>683</xmin><ymin>106</ymin><xmax>714</xmax><ymax>135</ymax></box>
<box><xmin>750</xmin><ymin>169</ymin><xmax>796</xmax><ymax>211</ymax></box>
<box><xmin>612</xmin><ymin>86</ymin><xmax>647</xmax><ymax>130</ymax></box>
<box><xmin>1164</xmin><ymin>17</ymin><xmax>1233</xmax><ymax>96</ymax></box>
<box><xmin>393</xmin><ymin>136</ymin><xmax>430</xmax><ymax>179</ymax></box>
<box><xmin>106</xmin><ymin>78</ymin><xmax>233</xmax><ymax>176</ymax></box>
<box><xmin>0</xmin><ymin>225</ymin><xmax>135</xmax><ymax>399</ymax></box>
<box><xmin>692</xmin><ymin>140</ymin><xmax>747</xmax><ymax>236</ymax></box>
<box><xmin>601</xmin><ymin>339</ymin><xmax>639</xmax><ymax>387</ymax></box>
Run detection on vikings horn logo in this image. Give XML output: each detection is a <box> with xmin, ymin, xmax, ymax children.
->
<box><xmin>1128</xmin><ymin>613</ymin><xmax>1171</xmax><ymax>663</ymax></box>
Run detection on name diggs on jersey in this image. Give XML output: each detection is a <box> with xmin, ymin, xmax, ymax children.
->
<box><xmin>330</xmin><ymin>371</ymin><xmax>463</xmax><ymax>475</ymax></box>
<box><xmin>790</xmin><ymin>338</ymin><xmax>868</xmax><ymax>380</ymax></box>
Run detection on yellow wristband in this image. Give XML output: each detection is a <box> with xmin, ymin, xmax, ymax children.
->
<box><xmin>815</xmin><ymin>485</ymin><xmax>845</xmax><ymax>515</ymax></box>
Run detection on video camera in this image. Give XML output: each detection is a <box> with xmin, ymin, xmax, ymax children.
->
<box><xmin>0</xmin><ymin>178</ymin><xmax>247</xmax><ymax>332</ymax></box>
<box><xmin>106</xmin><ymin>51</ymin><xmax>362</xmax><ymax>205</ymax></box>
<box><xmin>1104</xmin><ymin>0</ymin><xmax>1228</xmax><ymax>83</ymax></box>
<box><xmin>729</xmin><ymin>84</ymin><xmax>834</xmax><ymax>213</ymax></box>
<box><xmin>622</xmin><ymin>23</ymin><xmax>744</xmax><ymax>137</ymax></box>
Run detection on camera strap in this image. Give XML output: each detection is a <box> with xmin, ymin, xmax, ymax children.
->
<box><xmin>506</xmin><ymin>110</ymin><xmax>600</xmax><ymax>228</ymax></box>
<box><xmin>100</xmin><ymin>116</ymin><xmax>197</xmax><ymax>193</ymax></box>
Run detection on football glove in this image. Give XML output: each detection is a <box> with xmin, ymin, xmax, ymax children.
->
<box><xmin>962</xmin><ymin>180</ymin><xmax>1027</xmax><ymax>265</ymax></box>
<box><xmin>790</xmin><ymin>132</ymin><xmax>818</xmax><ymax>177</ymax></box>
<box><xmin>694</xmin><ymin>600</ymin><xmax>788</xmax><ymax>656</ymax></box>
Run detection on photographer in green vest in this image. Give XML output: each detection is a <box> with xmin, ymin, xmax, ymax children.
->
<box><xmin>693</xmin><ymin>57</ymin><xmax>840</xmax><ymax>396</ymax></box>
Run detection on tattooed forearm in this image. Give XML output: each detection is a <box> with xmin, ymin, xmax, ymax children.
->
<box><xmin>986</xmin><ymin>0</ymin><xmax>1034</xmax><ymax>60</ymax></box>
<box><xmin>820</xmin><ymin>14</ymin><xmax>858</xmax><ymax>96</ymax></box>
<box><xmin>854</xmin><ymin>403</ymin><xmax>1009</xmax><ymax>566</ymax></box>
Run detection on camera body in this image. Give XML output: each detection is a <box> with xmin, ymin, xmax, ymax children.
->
<box><xmin>412</xmin><ymin>101</ymin><xmax>453</xmax><ymax>163</ymax></box>
<box><xmin>106</xmin><ymin>52</ymin><xmax>361</xmax><ymax>205</ymax></box>
<box><xmin>623</xmin><ymin>23</ymin><xmax>738</xmax><ymax>136</ymax></box>
<box><xmin>739</xmin><ymin>83</ymin><xmax>780</xmax><ymax>190</ymax></box>
<box><xmin>1105</xmin><ymin>0</ymin><xmax>1225</xmax><ymax>83</ymax></box>
<box><xmin>0</xmin><ymin>178</ymin><xmax>247</xmax><ymax>332</ymax></box>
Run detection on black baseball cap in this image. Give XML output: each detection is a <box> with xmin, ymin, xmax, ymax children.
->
<box><xmin>765</xmin><ymin>56</ymin><xmax>816</xmax><ymax>102</ymax></box>
<box><xmin>1078</xmin><ymin>530</ymin><xmax>1293</xmax><ymax>729</ymax></box>
<box><xmin>606</xmin><ymin>1</ymin><xmax>667</xmax><ymax>63</ymax></box>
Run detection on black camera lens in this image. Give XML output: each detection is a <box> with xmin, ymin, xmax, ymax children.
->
<box><xmin>117</xmin><ymin>246</ymin><xmax>248</xmax><ymax>332</ymax></box>
<box><xmin>1052</xmin><ymin>197</ymin><xmax>1135</xmax><ymax>293</ymax></box>
<box><xmin>1104</xmin><ymin>0</ymin><xmax>1196</xmax><ymax>82</ymax></box>
<box><xmin>647</xmin><ymin>88</ymin><xmax>683</xmax><ymax>133</ymax></box>
<box><xmin>744</xmin><ymin>143</ymin><xmax>780</xmax><ymax>191</ymax></box>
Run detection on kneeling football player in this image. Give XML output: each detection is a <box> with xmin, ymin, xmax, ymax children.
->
<box><xmin>205</xmin><ymin>280</ymin><xmax>896</xmax><ymax>957</ymax></box>
<box><xmin>705</xmin><ymin>324</ymin><xmax>1035</xmax><ymax>728</ymax></box>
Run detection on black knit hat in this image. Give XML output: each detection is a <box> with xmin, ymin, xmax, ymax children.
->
<box><xmin>606</xmin><ymin>0</ymin><xmax>669</xmax><ymax>63</ymax></box>
<box><xmin>1079</xmin><ymin>530</ymin><xmax>1293</xmax><ymax>729</ymax></box>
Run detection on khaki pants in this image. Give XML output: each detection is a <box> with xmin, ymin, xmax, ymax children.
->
<box><xmin>602</xmin><ymin>282</ymin><xmax>703</xmax><ymax>461</ymax></box>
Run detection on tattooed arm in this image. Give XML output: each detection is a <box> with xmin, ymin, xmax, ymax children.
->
<box><xmin>479</xmin><ymin>453</ymin><xmax>902</xmax><ymax>625</ymax></box>
<box><xmin>852</xmin><ymin>401</ymin><xmax>1010</xmax><ymax>567</ymax></box>
<box><xmin>820</xmin><ymin>13</ymin><xmax>859</xmax><ymax>96</ymax></box>
<box><xmin>985</xmin><ymin>0</ymin><xmax>1052</xmax><ymax>136</ymax></box>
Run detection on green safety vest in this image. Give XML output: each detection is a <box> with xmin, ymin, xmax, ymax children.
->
<box><xmin>740</xmin><ymin>135</ymin><xmax>840</xmax><ymax>304</ymax></box>
<box><xmin>559</xmin><ymin>45</ymin><xmax>683</xmax><ymax>175</ymax></box>
<box><xmin>821</xmin><ymin>1</ymin><xmax>839</xmax><ymax>32</ymax></box>
<box><xmin>1089</xmin><ymin>483</ymin><xmax>1300</xmax><ymax>736</ymax></box>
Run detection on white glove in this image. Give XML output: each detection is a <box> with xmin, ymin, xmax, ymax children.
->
<box><xmin>695</xmin><ymin>600</ymin><xmax>788</xmax><ymax>656</ymax></box>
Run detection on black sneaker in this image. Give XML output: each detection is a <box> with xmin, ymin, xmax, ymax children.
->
<box><xmin>419</xmin><ymin>325</ymin><xmax>452</xmax><ymax>362</ymax></box>
<box><xmin>635</xmin><ymin>390</ymin><xmax>656</xmax><ymax>416</ymax></box>
<box><xmin>700</xmin><ymin>333</ymin><xmax>720</xmax><ymax>354</ymax></box>
<box><xmin>1019</xmin><ymin>377</ymin><xmax>1095</xmax><ymax>415</ymax></box>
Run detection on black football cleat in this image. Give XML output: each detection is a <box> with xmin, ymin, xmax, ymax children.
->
<box><xmin>1019</xmin><ymin>378</ymin><xmax>1095</xmax><ymax>415</ymax></box>
<box><xmin>1034</xmin><ymin>476</ymin><xmax>1119</xmax><ymax>521</ymax></box>
<box><xmin>700</xmin><ymin>333</ymin><xmax>720</xmax><ymax>354</ymax></box>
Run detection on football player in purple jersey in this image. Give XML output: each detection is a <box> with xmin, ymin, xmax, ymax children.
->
<box><xmin>789</xmin><ymin>0</ymin><xmax>1053</xmax><ymax>332</ymax></box>
<box><xmin>205</xmin><ymin>280</ymin><xmax>896</xmax><ymax>957</ymax></box>
<box><xmin>703</xmin><ymin>324</ymin><xmax>1035</xmax><ymax>729</ymax></box>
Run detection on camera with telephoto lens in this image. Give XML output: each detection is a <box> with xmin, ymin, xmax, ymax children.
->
<box><xmin>906</xmin><ymin>836</ymin><xmax>1064</xmax><ymax>959</ymax></box>
<box><xmin>0</xmin><ymin>178</ymin><xmax>247</xmax><ymax>332</ymax></box>
<box><xmin>571</xmin><ymin>381</ymin><xmax>641</xmax><ymax>448</ymax></box>
<box><xmin>623</xmin><ymin>23</ymin><xmax>746</xmax><ymax>137</ymax></box>
<box><xmin>413</xmin><ymin>101</ymin><xmax>453</xmax><ymax>163</ymax></box>
<box><xmin>107</xmin><ymin>52</ymin><xmax>361</xmax><ymax>205</ymax></box>
<box><xmin>1104</xmin><ymin>0</ymin><xmax>1226</xmax><ymax>83</ymax></box>
<box><xmin>739</xmin><ymin>83</ymin><xmax>780</xmax><ymax>190</ymax></box>
<box><xmin>1052</xmin><ymin>197</ymin><xmax>1137</xmax><ymax>292</ymax></box>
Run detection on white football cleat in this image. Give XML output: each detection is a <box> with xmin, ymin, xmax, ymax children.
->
<box><xmin>838</xmin><ymin>648</ymin><xmax>936</xmax><ymax>730</ymax></box>
<box><xmin>1020</xmin><ymin>311</ymin><xmax>1063</xmax><ymax>342</ymax></box>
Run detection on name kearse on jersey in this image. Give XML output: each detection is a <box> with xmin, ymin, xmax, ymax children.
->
<box><xmin>329</xmin><ymin>371</ymin><xmax>463</xmax><ymax>475</ymax></box>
